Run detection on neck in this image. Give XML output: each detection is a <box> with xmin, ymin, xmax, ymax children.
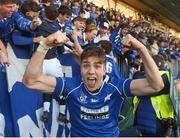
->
<box><xmin>57</xmin><ymin>18</ymin><xmax>64</xmax><ymax>24</ymax></box>
<box><xmin>91</xmin><ymin>88</ymin><xmax>100</xmax><ymax>93</ymax></box>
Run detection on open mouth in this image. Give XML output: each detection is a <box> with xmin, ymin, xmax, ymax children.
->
<box><xmin>87</xmin><ymin>77</ymin><xmax>96</xmax><ymax>88</ymax></box>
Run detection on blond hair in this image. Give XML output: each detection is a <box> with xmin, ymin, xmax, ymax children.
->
<box><xmin>85</xmin><ymin>24</ymin><xmax>97</xmax><ymax>33</ymax></box>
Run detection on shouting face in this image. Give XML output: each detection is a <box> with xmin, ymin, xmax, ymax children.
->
<box><xmin>81</xmin><ymin>56</ymin><xmax>106</xmax><ymax>92</ymax></box>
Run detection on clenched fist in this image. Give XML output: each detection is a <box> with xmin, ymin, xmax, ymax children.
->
<box><xmin>45</xmin><ymin>31</ymin><xmax>69</xmax><ymax>47</ymax></box>
<box><xmin>121</xmin><ymin>34</ymin><xmax>145</xmax><ymax>51</ymax></box>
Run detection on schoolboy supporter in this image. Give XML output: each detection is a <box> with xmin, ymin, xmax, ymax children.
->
<box><xmin>97</xmin><ymin>40</ymin><xmax>122</xmax><ymax>81</ymax></box>
<box><xmin>71</xmin><ymin>23</ymin><xmax>97</xmax><ymax>49</ymax></box>
<box><xmin>54</xmin><ymin>5</ymin><xmax>72</xmax><ymax>32</ymax></box>
<box><xmin>36</xmin><ymin>5</ymin><xmax>65</xmax><ymax>122</ymax></box>
<box><xmin>70</xmin><ymin>38</ymin><xmax>121</xmax><ymax>81</ymax></box>
<box><xmin>23</xmin><ymin>31</ymin><xmax>164</xmax><ymax>137</ymax></box>
<box><xmin>110</xmin><ymin>23</ymin><xmax>129</xmax><ymax>57</ymax></box>
<box><xmin>71</xmin><ymin>0</ymin><xmax>81</xmax><ymax>17</ymax></box>
<box><xmin>72</xmin><ymin>16</ymin><xmax>86</xmax><ymax>33</ymax></box>
<box><xmin>11</xmin><ymin>0</ymin><xmax>43</xmax><ymax>59</ymax></box>
<box><xmin>63</xmin><ymin>16</ymin><xmax>86</xmax><ymax>48</ymax></box>
<box><xmin>89</xmin><ymin>4</ymin><xmax>97</xmax><ymax>24</ymax></box>
<box><xmin>54</xmin><ymin>5</ymin><xmax>72</xmax><ymax>53</ymax></box>
<box><xmin>0</xmin><ymin>0</ymin><xmax>41</xmax><ymax>46</ymax></box>
<box><xmin>79</xmin><ymin>9</ymin><xmax>86</xmax><ymax>19</ymax></box>
<box><xmin>66</xmin><ymin>16</ymin><xmax>85</xmax><ymax>37</ymax></box>
<box><xmin>0</xmin><ymin>0</ymin><xmax>40</xmax><ymax>66</ymax></box>
<box><xmin>94</xmin><ymin>21</ymin><xmax>110</xmax><ymax>43</ymax></box>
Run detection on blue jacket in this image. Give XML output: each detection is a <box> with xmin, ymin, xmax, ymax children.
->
<box><xmin>0</xmin><ymin>11</ymin><xmax>32</xmax><ymax>45</ymax></box>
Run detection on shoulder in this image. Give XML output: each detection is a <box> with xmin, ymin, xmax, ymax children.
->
<box><xmin>53</xmin><ymin>76</ymin><xmax>82</xmax><ymax>97</ymax></box>
<box><xmin>64</xmin><ymin>75</ymin><xmax>83</xmax><ymax>90</ymax></box>
<box><xmin>107</xmin><ymin>77</ymin><xmax>132</xmax><ymax>97</ymax></box>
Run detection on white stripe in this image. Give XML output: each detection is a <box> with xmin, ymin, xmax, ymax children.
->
<box><xmin>84</xmin><ymin>81</ymin><xmax>105</xmax><ymax>96</ymax></box>
<box><xmin>123</xmin><ymin>78</ymin><xmax>131</xmax><ymax>98</ymax></box>
<box><xmin>109</xmin><ymin>82</ymin><xmax>122</xmax><ymax>96</ymax></box>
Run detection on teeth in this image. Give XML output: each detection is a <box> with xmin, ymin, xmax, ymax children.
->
<box><xmin>88</xmin><ymin>77</ymin><xmax>95</xmax><ymax>80</ymax></box>
<box><xmin>87</xmin><ymin>77</ymin><xmax>96</xmax><ymax>88</ymax></box>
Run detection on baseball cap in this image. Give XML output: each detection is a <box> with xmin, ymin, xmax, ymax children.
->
<box><xmin>99</xmin><ymin>21</ymin><xmax>109</xmax><ymax>29</ymax></box>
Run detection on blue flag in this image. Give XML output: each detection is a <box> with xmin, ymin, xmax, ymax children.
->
<box><xmin>2</xmin><ymin>44</ymin><xmax>80</xmax><ymax>137</ymax></box>
<box><xmin>0</xmin><ymin>64</ymin><xmax>14</xmax><ymax>136</ymax></box>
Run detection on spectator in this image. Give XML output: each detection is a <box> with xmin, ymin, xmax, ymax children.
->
<box><xmin>71</xmin><ymin>0</ymin><xmax>81</xmax><ymax>17</ymax></box>
<box><xmin>54</xmin><ymin>4</ymin><xmax>72</xmax><ymax>53</ymax></box>
<box><xmin>149</xmin><ymin>37</ymin><xmax>159</xmax><ymax>56</ymax></box>
<box><xmin>0</xmin><ymin>0</ymin><xmax>41</xmax><ymax>45</ymax></box>
<box><xmin>133</xmin><ymin>54</ymin><xmax>176</xmax><ymax>137</ymax></box>
<box><xmin>110</xmin><ymin>23</ymin><xmax>129</xmax><ymax>57</ymax></box>
<box><xmin>11</xmin><ymin>0</ymin><xmax>43</xmax><ymax>59</ymax></box>
<box><xmin>54</xmin><ymin>5</ymin><xmax>72</xmax><ymax>32</ymax></box>
<box><xmin>71</xmin><ymin>23</ymin><xmax>97</xmax><ymax>49</ymax></box>
<box><xmin>0</xmin><ymin>0</ymin><xmax>40</xmax><ymax>66</ymax></box>
<box><xmin>70</xmin><ymin>16</ymin><xmax>85</xmax><ymax>38</ymax></box>
<box><xmin>94</xmin><ymin>21</ymin><xmax>110</xmax><ymax>43</ymax></box>
<box><xmin>36</xmin><ymin>5</ymin><xmax>64</xmax><ymax>122</ymax></box>
<box><xmin>97</xmin><ymin>40</ymin><xmax>122</xmax><ymax>81</ymax></box>
<box><xmin>23</xmin><ymin>32</ymin><xmax>164</xmax><ymax>137</ymax></box>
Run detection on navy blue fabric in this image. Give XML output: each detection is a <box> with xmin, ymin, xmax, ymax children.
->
<box><xmin>0</xmin><ymin>65</ymin><xmax>14</xmax><ymax>136</ymax></box>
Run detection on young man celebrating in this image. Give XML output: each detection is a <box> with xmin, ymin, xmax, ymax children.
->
<box><xmin>23</xmin><ymin>31</ymin><xmax>164</xmax><ymax>137</ymax></box>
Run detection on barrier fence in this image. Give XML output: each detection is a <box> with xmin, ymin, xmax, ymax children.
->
<box><xmin>169</xmin><ymin>59</ymin><xmax>180</xmax><ymax>134</ymax></box>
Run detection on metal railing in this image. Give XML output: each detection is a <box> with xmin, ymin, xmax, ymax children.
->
<box><xmin>169</xmin><ymin>59</ymin><xmax>180</xmax><ymax>135</ymax></box>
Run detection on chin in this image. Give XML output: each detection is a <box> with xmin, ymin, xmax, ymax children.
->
<box><xmin>87</xmin><ymin>88</ymin><xmax>95</xmax><ymax>92</ymax></box>
<box><xmin>87</xmin><ymin>86</ymin><xmax>97</xmax><ymax>92</ymax></box>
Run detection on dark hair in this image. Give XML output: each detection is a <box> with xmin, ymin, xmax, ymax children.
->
<box><xmin>119</xmin><ymin>23</ymin><xmax>129</xmax><ymax>30</ymax></box>
<box><xmin>85</xmin><ymin>18</ymin><xmax>95</xmax><ymax>26</ymax></box>
<box><xmin>80</xmin><ymin>9</ymin><xmax>85</xmax><ymax>14</ymax></box>
<box><xmin>58</xmin><ymin>5</ymin><xmax>72</xmax><ymax>16</ymax></box>
<box><xmin>41</xmin><ymin>0</ymin><xmax>53</xmax><ymax>3</ymax></box>
<box><xmin>45</xmin><ymin>5</ymin><xmax>58</xmax><ymax>21</ymax></box>
<box><xmin>152</xmin><ymin>54</ymin><xmax>165</xmax><ymax>68</ymax></box>
<box><xmin>147</xmin><ymin>36</ymin><xmax>154</xmax><ymax>45</ymax></box>
<box><xmin>0</xmin><ymin>0</ymin><xmax>17</xmax><ymax>4</ymax></box>
<box><xmin>20</xmin><ymin>0</ymin><xmax>41</xmax><ymax>15</ymax></box>
<box><xmin>98</xmin><ymin>40</ymin><xmax>113</xmax><ymax>55</ymax></box>
<box><xmin>81</xmin><ymin>46</ymin><xmax>106</xmax><ymax>64</ymax></box>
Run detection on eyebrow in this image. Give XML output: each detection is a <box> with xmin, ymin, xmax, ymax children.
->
<box><xmin>82</xmin><ymin>61</ymin><xmax>103</xmax><ymax>64</ymax></box>
<box><xmin>95</xmin><ymin>61</ymin><xmax>103</xmax><ymax>64</ymax></box>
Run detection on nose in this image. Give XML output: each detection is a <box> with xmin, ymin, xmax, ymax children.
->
<box><xmin>88</xmin><ymin>66</ymin><xmax>95</xmax><ymax>74</ymax></box>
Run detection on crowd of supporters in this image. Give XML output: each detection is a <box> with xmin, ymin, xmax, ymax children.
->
<box><xmin>0</xmin><ymin>0</ymin><xmax>180</xmax><ymax>137</ymax></box>
<box><xmin>0</xmin><ymin>0</ymin><xmax>179</xmax><ymax>68</ymax></box>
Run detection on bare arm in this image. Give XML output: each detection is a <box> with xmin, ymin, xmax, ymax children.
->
<box><xmin>22</xmin><ymin>31</ymin><xmax>68</xmax><ymax>93</ymax></box>
<box><xmin>71</xmin><ymin>31</ymin><xmax>83</xmax><ymax>64</ymax></box>
<box><xmin>71</xmin><ymin>31</ymin><xmax>83</xmax><ymax>56</ymax></box>
<box><xmin>0</xmin><ymin>40</ymin><xmax>9</xmax><ymax>66</ymax></box>
<box><xmin>122</xmin><ymin>34</ymin><xmax>164</xmax><ymax>96</ymax></box>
